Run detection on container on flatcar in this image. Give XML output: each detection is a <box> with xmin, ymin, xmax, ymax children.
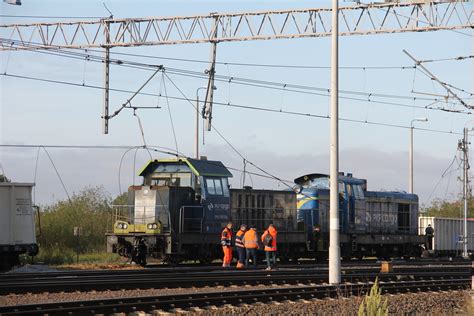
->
<box><xmin>418</xmin><ymin>216</ymin><xmax>474</xmax><ymax>256</ymax></box>
<box><xmin>0</xmin><ymin>182</ymin><xmax>39</xmax><ymax>270</ymax></box>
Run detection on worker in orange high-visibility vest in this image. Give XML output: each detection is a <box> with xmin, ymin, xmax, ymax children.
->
<box><xmin>262</xmin><ymin>223</ymin><xmax>278</xmax><ymax>270</ymax></box>
<box><xmin>235</xmin><ymin>224</ymin><xmax>247</xmax><ymax>268</ymax></box>
<box><xmin>221</xmin><ymin>222</ymin><xmax>233</xmax><ymax>267</ymax></box>
<box><xmin>243</xmin><ymin>225</ymin><xmax>259</xmax><ymax>268</ymax></box>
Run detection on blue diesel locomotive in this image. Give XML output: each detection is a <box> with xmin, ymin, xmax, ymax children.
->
<box><xmin>106</xmin><ymin>158</ymin><xmax>423</xmax><ymax>264</ymax></box>
<box><xmin>295</xmin><ymin>173</ymin><xmax>423</xmax><ymax>260</ymax></box>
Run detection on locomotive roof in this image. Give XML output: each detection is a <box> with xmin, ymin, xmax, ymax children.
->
<box><xmin>138</xmin><ymin>158</ymin><xmax>233</xmax><ymax>178</ymax></box>
<box><xmin>365</xmin><ymin>190</ymin><xmax>418</xmax><ymax>201</ymax></box>
<box><xmin>294</xmin><ymin>173</ymin><xmax>365</xmax><ymax>185</ymax></box>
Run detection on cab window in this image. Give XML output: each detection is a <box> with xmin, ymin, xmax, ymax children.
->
<box><xmin>206</xmin><ymin>178</ymin><xmax>216</xmax><ymax>195</ymax></box>
<box><xmin>221</xmin><ymin>178</ymin><xmax>230</xmax><ymax>197</ymax></box>
<box><xmin>353</xmin><ymin>184</ymin><xmax>365</xmax><ymax>199</ymax></box>
<box><xmin>215</xmin><ymin>179</ymin><xmax>223</xmax><ymax>195</ymax></box>
<box><xmin>205</xmin><ymin>178</ymin><xmax>230</xmax><ymax>197</ymax></box>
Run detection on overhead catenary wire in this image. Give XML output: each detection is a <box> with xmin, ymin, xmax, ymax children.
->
<box><xmin>414</xmin><ymin>65</ymin><xmax>474</xmax><ymax>97</ymax></box>
<box><xmin>2</xmin><ymin>39</ymin><xmax>469</xmax><ymax>116</ymax></box>
<box><xmin>1</xmin><ymin>44</ymin><xmax>470</xmax><ymax>115</ymax></box>
<box><xmin>118</xmin><ymin>146</ymin><xmax>144</xmax><ymax>196</ymax></box>
<box><xmin>1</xmin><ymin>38</ymin><xmax>467</xmax><ymax>110</ymax></box>
<box><xmin>0</xmin><ymin>71</ymin><xmax>465</xmax><ymax>136</ymax></box>
<box><xmin>161</xmin><ymin>75</ymin><xmax>179</xmax><ymax>154</ymax></box>
<box><xmin>424</xmin><ymin>154</ymin><xmax>461</xmax><ymax>205</ymax></box>
<box><xmin>0</xmin><ymin>143</ymin><xmax>296</xmax><ymax>188</ymax></box>
<box><xmin>0</xmin><ymin>38</ymin><xmax>415</xmax><ymax>70</ymax></box>
<box><xmin>162</xmin><ymin>71</ymin><xmax>298</xmax><ymax>192</ymax></box>
<box><xmin>39</xmin><ymin>146</ymin><xmax>72</xmax><ymax>204</ymax></box>
<box><xmin>418</xmin><ymin>55</ymin><xmax>474</xmax><ymax>64</ymax></box>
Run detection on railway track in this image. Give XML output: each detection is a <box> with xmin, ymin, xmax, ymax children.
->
<box><xmin>0</xmin><ymin>277</ymin><xmax>469</xmax><ymax>316</ymax></box>
<box><xmin>0</xmin><ymin>263</ymin><xmax>470</xmax><ymax>295</ymax></box>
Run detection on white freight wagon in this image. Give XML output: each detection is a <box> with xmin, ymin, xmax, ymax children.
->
<box><xmin>0</xmin><ymin>182</ymin><xmax>39</xmax><ymax>270</ymax></box>
<box><xmin>418</xmin><ymin>216</ymin><xmax>474</xmax><ymax>256</ymax></box>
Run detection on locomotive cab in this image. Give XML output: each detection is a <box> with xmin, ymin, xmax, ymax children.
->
<box><xmin>106</xmin><ymin>157</ymin><xmax>232</xmax><ymax>264</ymax></box>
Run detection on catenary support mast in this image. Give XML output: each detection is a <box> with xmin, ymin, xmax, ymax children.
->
<box><xmin>462</xmin><ymin>127</ymin><xmax>470</xmax><ymax>258</ymax></box>
<box><xmin>329</xmin><ymin>0</ymin><xmax>340</xmax><ymax>285</ymax></box>
<box><xmin>102</xmin><ymin>21</ymin><xmax>111</xmax><ymax>134</ymax></box>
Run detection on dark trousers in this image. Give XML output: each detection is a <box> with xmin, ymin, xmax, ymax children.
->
<box><xmin>265</xmin><ymin>251</ymin><xmax>276</xmax><ymax>268</ymax></box>
<box><xmin>245</xmin><ymin>248</ymin><xmax>257</xmax><ymax>268</ymax></box>
<box><xmin>237</xmin><ymin>246</ymin><xmax>246</xmax><ymax>264</ymax></box>
<box><xmin>425</xmin><ymin>236</ymin><xmax>433</xmax><ymax>250</ymax></box>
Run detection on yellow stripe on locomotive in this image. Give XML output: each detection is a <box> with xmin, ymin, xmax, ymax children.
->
<box><xmin>113</xmin><ymin>220</ymin><xmax>162</xmax><ymax>234</ymax></box>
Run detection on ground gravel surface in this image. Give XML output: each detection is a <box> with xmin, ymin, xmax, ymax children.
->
<box><xmin>194</xmin><ymin>290</ymin><xmax>471</xmax><ymax>315</ymax></box>
<box><xmin>0</xmin><ymin>284</ymin><xmax>279</xmax><ymax>307</ymax></box>
<box><xmin>1</xmin><ymin>286</ymin><xmax>471</xmax><ymax>315</ymax></box>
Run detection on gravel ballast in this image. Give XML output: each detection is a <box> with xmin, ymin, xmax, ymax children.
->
<box><xmin>195</xmin><ymin>290</ymin><xmax>471</xmax><ymax>315</ymax></box>
<box><xmin>1</xmin><ymin>287</ymin><xmax>471</xmax><ymax>315</ymax></box>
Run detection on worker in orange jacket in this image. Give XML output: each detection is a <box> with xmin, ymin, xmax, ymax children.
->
<box><xmin>235</xmin><ymin>224</ymin><xmax>247</xmax><ymax>268</ymax></box>
<box><xmin>262</xmin><ymin>223</ymin><xmax>278</xmax><ymax>270</ymax></box>
<box><xmin>243</xmin><ymin>225</ymin><xmax>259</xmax><ymax>268</ymax></box>
<box><xmin>221</xmin><ymin>222</ymin><xmax>233</xmax><ymax>267</ymax></box>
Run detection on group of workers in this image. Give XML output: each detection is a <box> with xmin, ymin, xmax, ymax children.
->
<box><xmin>221</xmin><ymin>222</ymin><xmax>278</xmax><ymax>270</ymax></box>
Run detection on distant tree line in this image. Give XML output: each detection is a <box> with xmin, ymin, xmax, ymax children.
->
<box><xmin>421</xmin><ymin>198</ymin><xmax>474</xmax><ymax>218</ymax></box>
<box><xmin>35</xmin><ymin>187</ymin><xmax>126</xmax><ymax>264</ymax></box>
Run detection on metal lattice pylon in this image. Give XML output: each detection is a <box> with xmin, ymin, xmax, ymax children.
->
<box><xmin>0</xmin><ymin>1</ymin><xmax>472</xmax><ymax>50</ymax></box>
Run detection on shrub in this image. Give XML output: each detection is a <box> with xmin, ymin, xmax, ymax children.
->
<box><xmin>358</xmin><ymin>278</ymin><xmax>388</xmax><ymax>316</ymax></box>
<box><xmin>35</xmin><ymin>187</ymin><xmax>123</xmax><ymax>262</ymax></box>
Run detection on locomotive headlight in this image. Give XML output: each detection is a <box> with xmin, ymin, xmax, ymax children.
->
<box><xmin>147</xmin><ymin>223</ymin><xmax>158</xmax><ymax>230</ymax></box>
<box><xmin>293</xmin><ymin>185</ymin><xmax>303</xmax><ymax>194</ymax></box>
<box><xmin>116</xmin><ymin>222</ymin><xmax>128</xmax><ymax>229</ymax></box>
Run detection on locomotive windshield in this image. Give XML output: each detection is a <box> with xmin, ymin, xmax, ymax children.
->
<box><xmin>205</xmin><ymin>177</ymin><xmax>230</xmax><ymax>197</ymax></box>
<box><xmin>149</xmin><ymin>173</ymin><xmax>193</xmax><ymax>187</ymax></box>
<box><xmin>353</xmin><ymin>184</ymin><xmax>365</xmax><ymax>199</ymax></box>
<box><xmin>309</xmin><ymin>178</ymin><xmax>330</xmax><ymax>189</ymax></box>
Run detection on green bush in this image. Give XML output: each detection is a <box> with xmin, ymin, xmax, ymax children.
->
<box><xmin>35</xmin><ymin>248</ymin><xmax>76</xmax><ymax>265</ymax></box>
<box><xmin>34</xmin><ymin>186</ymin><xmax>127</xmax><ymax>264</ymax></box>
<box><xmin>358</xmin><ymin>278</ymin><xmax>388</xmax><ymax>316</ymax></box>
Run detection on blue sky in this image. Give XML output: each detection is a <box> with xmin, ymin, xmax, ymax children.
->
<box><xmin>0</xmin><ymin>0</ymin><xmax>472</xmax><ymax>207</ymax></box>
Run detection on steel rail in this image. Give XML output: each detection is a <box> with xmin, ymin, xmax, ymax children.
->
<box><xmin>0</xmin><ymin>266</ymin><xmax>469</xmax><ymax>295</ymax></box>
<box><xmin>1</xmin><ymin>258</ymin><xmax>469</xmax><ymax>279</ymax></box>
<box><xmin>0</xmin><ymin>278</ymin><xmax>469</xmax><ymax>316</ymax></box>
